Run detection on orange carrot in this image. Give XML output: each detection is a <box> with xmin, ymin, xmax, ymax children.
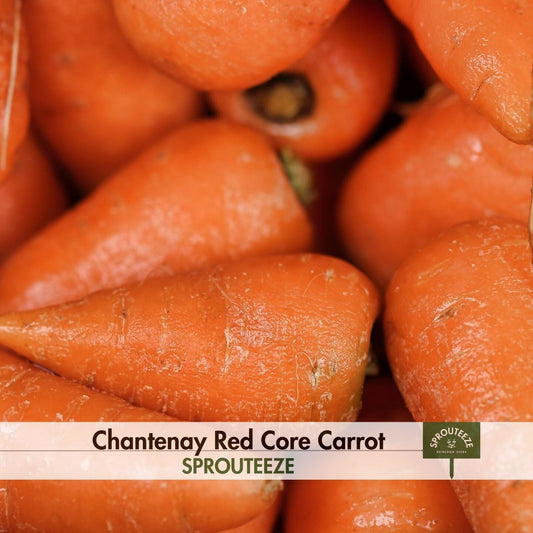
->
<box><xmin>384</xmin><ymin>217</ymin><xmax>533</xmax><ymax>533</ymax></box>
<box><xmin>285</xmin><ymin>480</ymin><xmax>473</xmax><ymax>532</ymax></box>
<box><xmin>24</xmin><ymin>0</ymin><xmax>204</xmax><ymax>191</ymax></box>
<box><xmin>0</xmin><ymin>0</ymin><xmax>29</xmax><ymax>181</ymax></box>
<box><xmin>0</xmin><ymin>136</ymin><xmax>68</xmax><ymax>259</ymax></box>
<box><xmin>385</xmin><ymin>0</ymin><xmax>533</xmax><ymax>143</ymax></box>
<box><xmin>111</xmin><ymin>0</ymin><xmax>350</xmax><ymax>91</ymax></box>
<box><xmin>220</xmin><ymin>495</ymin><xmax>281</xmax><ymax>533</ymax></box>
<box><xmin>0</xmin><ymin>349</ymin><xmax>281</xmax><ymax>532</ymax></box>
<box><xmin>208</xmin><ymin>0</ymin><xmax>398</xmax><ymax>162</ymax></box>
<box><xmin>0</xmin><ymin>119</ymin><xmax>313</xmax><ymax>313</ymax></box>
<box><xmin>338</xmin><ymin>88</ymin><xmax>533</xmax><ymax>290</ymax></box>
<box><xmin>0</xmin><ymin>253</ymin><xmax>379</xmax><ymax>422</ymax></box>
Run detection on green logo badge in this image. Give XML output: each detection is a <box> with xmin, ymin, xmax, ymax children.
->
<box><xmin>423</xmin><ymin>422</ymin><xmax>481</xmax><ymax>479</ymax></box>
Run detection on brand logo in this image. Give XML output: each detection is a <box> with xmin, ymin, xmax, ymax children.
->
<box><xmin>423</xmin><ymin>422</ymin><xmax>481</xmax><ymax>478</ymax></box>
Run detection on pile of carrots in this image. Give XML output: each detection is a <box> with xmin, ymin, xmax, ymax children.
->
<box><xmin>0</xmin><ymin>0</ymin><xmax>531</xmax><ymax>531</ymax></box>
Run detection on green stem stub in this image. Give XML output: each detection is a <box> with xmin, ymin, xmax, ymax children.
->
<box><xmin>245</xmin><ymin>72</ymin><xmax>315</xmax><ymax>124</ymax></box>
<box><xmin>279</xmin><ymin>148</ymin><xmax>316</xmax><ymax>207</ymax></box>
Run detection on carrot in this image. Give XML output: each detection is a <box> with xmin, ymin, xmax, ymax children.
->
<box><xmin>0</xmin><ymin>119</ymin><xmax>313</xmax><ymax>313</ymax></box>
<box><xmin>285</xmin><ymin>480</ymin><xmax>473</xmax><ymax>532</ymax></box>
<box><xmin>208</xmin><ymin>0</ymin><xmax>398</xmax><ymax>163</ymax></box>
<box><xmin>384</xmin><ymin>217</ymin><xmax>533</xmax><ymax>533</ymax></box>
<box><xmin>24</xmin><ymin>0</ymin><xmax>204</xmax><ymax>192</ymax></box>
<box><xmin>0</xmin><ymin>0</ymin><xmax>29</xmax><ymax>182</ymax></box>
<box><xmin>283</xmin><ymin>360</ymin><xmax>472</xmax><ymax>530</ymax></box>
<box><xmin>0</xmin><ymin>136</ymin><xmax>68</xmax><ymax>260</ymax></box>
<box><xmin>220</xmin><ymin>495</ymin><xmax>281</xmax><ymax>533</ymax></box>
<box><xmin>0</xmin><ymin>348</ymin><xmax>281</xmax><ymax>533</ymax></box>
<box><xmin>338</xmin><ymin>88</ymin><xmax>533</xmax><ymax>290</ymax></box>
<box><xmin>0</xmin><ymin>253</ymin><xmax>379</xmax><ymax>422</ymax></box>
<box><xmin>385</xmin><ymin>0</ymin><xmax>533</xmax><ymax>144</ymax></box>
<box><xmin>111</xmin><ymin>0</ymin><xmax>350</xmax><ymax>91</ymax></box>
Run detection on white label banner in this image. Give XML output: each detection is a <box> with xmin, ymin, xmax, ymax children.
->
<box><xmin>0</xmin><ymin>422</ymin><xmax>530</xmax><ymax>480</ymax></box>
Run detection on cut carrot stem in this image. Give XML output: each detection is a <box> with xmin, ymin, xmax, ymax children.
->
<box><xmin>245</xmin><ymin>72</ymin><xmax>315</xmax><ymax>123</ymax></box>
<box><xmin>209</xmin><ymin>0</ymin><xmax>398</xmax><ymax>162</ymax></box>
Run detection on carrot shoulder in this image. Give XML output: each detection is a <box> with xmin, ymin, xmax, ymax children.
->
<box><xmin>0</xmin><ymin>349</ymin><xmax>280</xmax><ymax>533</ymax></box>
<box><xmin>384</xmin><ymin>218</ymin><xmax>533</xmax><ymax>533</ymax></box>
<box><xmin>0</xmin><ymin>119</ymin><xmax>313</xmax><ymax>313</ymax></box>
<box><xmin>0</xmin><ymin>254</ymin><xmax>379</xmax><ymax>422</ymax></box>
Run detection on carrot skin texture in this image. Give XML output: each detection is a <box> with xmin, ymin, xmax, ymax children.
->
<box><xmin>0</xmin><ymin>349</ymin><xmax>281</xmax><ymax>533</ymax></box>
<box><xmin>338</xmin><ymin>89</ymin><xmax>533</xmax><ymax>289</ymax></box>
<box><xmin>386</xmin><ymin>0</ymin><xmax>533</xmax><ymax>143</ymax></box>
<box><xmin>385</xmin><ymin>218</ymin><xmax>533</xmax><ymax>422</ymax></box>
<box><xmin>0</xmin><ymin>0</ymin><xmax>29</xmax><ymax>181</ymax></box>
<box><xmin>284</xmin><ymin>480</ymin><xmax>473</xmax><ymax>532</ymax></box>
<box><xmin>3</xmin><ymin>481</ymin><xmax>278</xmax><ymax>533</ymax></box>
<box><xmin>23</xmin><ymin>0</ymin><xmax>204</xmax><ymax>191</ymax></box>
<box><xmin>0</xmin><ymin>136</ymin><xmax>68</xmax><ymax>259</ymax></box>
<box><xmin>209</xmin><ymin>0</ymin><xmax>398</xmax><ymax>162</ymax></box>
<box><xmin>0</xmin><ymin>119</ymin><xmax>313</xmax><ymax>313</ymax></box>
<box><xmin>219</xmin><ymin>495</ymin><xmax>281</xmax><ymax>533</ymax></box>
<box><xmin>111</xmin><ymin>0</ymin><xmax>349</xmax><ymax>91</ymax></box>
<box><xmin>452</xmin><ymin>480</ymin><xmax>533</xmax><ymax>533</ymax></box>
<box><xmin>384</xmin><ymin>218</ymin><xmax>533</xmax><ymax>533</ymax></box>
<box><xmin>0</xmin><ymin>254</ymin><xmax>379</xmax><ymax>422</ymax></box>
